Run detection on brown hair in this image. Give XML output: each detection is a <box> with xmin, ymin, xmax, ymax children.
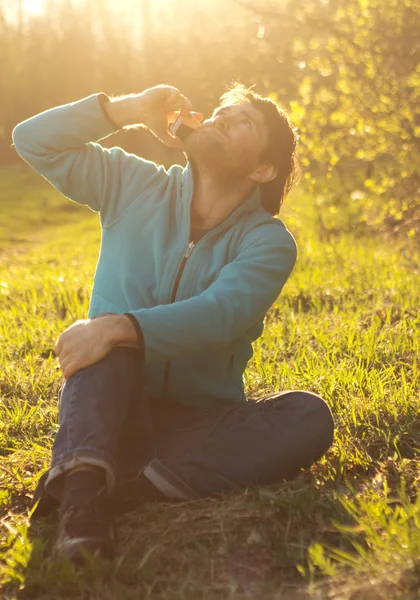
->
<box><xmin>218</xmin><ymin>83</ymin><xmax>301</xmax><ymax>215</ymax></box>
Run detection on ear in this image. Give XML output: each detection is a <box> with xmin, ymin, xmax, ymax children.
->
<box><xmin>249</xmin><ymin>162</ymin><xmax>277</xmax><ymax>184</ymax></box>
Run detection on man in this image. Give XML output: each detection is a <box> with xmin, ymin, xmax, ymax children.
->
<box><xmin>12</xmin><ymin>84</ymin><xmax>334</xmax><ymax>562</ymax></box>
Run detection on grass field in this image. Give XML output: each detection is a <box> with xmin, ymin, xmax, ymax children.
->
<box><xmin>0</xmin><ymin>166</ymin><xmax>419</xmax><ymax>599</ymax></box>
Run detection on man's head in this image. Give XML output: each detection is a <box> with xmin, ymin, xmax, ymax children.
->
<box><xmin>184</xmin><ymin>83</ymin><xmax>300</xmax><ymax>215</ymax></box>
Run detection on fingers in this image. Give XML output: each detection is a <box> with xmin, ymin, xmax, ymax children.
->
<box><xmin>167</xmin><ymin>111</ymin><xmax>183</xmax><ymax>125</ymax></box>
<box><xmin>167</xmin><ymin>111</ymin><xmax>203</xmax><ymax>127</ymax></box>
<box><xmin>190</xmin><ymin>111</ymin><xmax>204</xmax><ymax>122</ymax></box>
<box><xmin>54</xmin><ymin>319</ymin><xmax>84</xmax><ymax>356</ymax></box>
<box><xmin>54</xmin><ymin>329</ymin><xmax>68</xmax><ymax>356</ymax></box>
<box><xmin>54</xmin><ymin>331</ymin><xmax>73</xmax><ymax>374</ymax></box>
<box><xmin>57</xmin><ymin>352</ymin><xmax>70</xmax><ymax>378</ymax></box>
<box><xmin>164</xmin><ymin>88</ymin><xmax>192</xmax><ymax>116</ymax></box>
<box><xmin>54</xmin><ymin>338</ymin><xmax>62</xmax><ymax>355</ymax></box>
<box><xmin>55</xmin><ymin>333</ymin><xmax>70</xmax><ymax>359</ymax></box>
<box><xmin>182</xmin><ymin>99</ymin><xmax>192</xmax><ymax>117</ymax></box>
<box><xmin>142</xmin><ymin>86</ymin><xmax>202</xmax><ymax>149</ymax></box>
<box><xmin>162</xmin><ymin>109</ymin><xmax>202</xmax><ymax>149</ymax></box>
<box><xmin>58</xmin><ymin>347</ymin><xmax>82</xmax><ymax>378</ymax></box>
<box><xmin>58</xmin><ymin>350</ymin><xmax>70</xmax><ymax>372</ymax></box>
<box><xmin>182</xmin><ymin>112</ymin><xmax>203</xmax><ymax>129</ymax></box>
<box><xmin>61</xmin><ymin>361</ymin><xmax>78</xmax><ymax>380</ymax></box>
<box><xmin>150</xmin><ymin>116</ymin><xmax>184</xmax><ymax>148</ymax></box>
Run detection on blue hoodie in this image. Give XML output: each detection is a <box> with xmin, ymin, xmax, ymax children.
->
<box><xmin>12</xmin><ymin>93</ymin><xmax>297</xmax><ymax>408</ymax></box>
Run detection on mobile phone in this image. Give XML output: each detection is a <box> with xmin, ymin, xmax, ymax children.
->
<box><xmin>170</xmin><ymin>113</ymin><xmax>199</xmax><ymax>142</ymax></box>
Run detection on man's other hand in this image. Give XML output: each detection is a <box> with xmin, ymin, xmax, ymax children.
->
<box><xmin>54</xmin><ymin>315</ymin><xmax>139</xmax><ymax>379</ymax></box>
<box><xmin>54</xmin><ymin>318</ymin><xmax>115</xmax><ymax>379</ymax></box>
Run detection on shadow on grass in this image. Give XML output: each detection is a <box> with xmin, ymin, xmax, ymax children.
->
<box><xmin>2</xmin><ymin>475</ymin><xmax>345</xmax><ymax>600</ymax></box>
<box><xmin>4</xmin><ymin>403</ymin><xmax>419</xmax><ymax>599</ymax></box>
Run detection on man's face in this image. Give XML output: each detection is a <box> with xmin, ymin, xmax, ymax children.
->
<box><xmin>184</xmin><ymin>102</ymin><xmax>269</xmax><ymax>182</ymax></box>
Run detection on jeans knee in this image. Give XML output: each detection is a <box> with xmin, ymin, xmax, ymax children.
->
<box><xmin>59</xmin><ymin>346</ymin><xmax>141</xmax><ymax>408</ymax></box>
<box><xmin>306</xmin><ymin>392</ymin><xmax>335</xmax><ymax>449</ymax></box>
<box><xmin>78</xmin><ymin>346</ymin><xmax>141</xmax><ymax>377</ymax></box>
<box><xmin>280</xmin><ymin>391</ymin><xmax>334</xmax><ymax>449</ymax></box>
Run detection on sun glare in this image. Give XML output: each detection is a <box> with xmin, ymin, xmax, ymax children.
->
<box><xmin>18</xmin><ymin>0</ymin><xmax>175</xmax><ymax>20</ymax></box>
<box><xmin>23</xmin><ymin>0</ymin><xmax>44</xmax><ymax>16</ymax></box>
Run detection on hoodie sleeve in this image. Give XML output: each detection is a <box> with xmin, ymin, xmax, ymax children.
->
<box><xmin>128</xmin><ymin>224</ymin><xmax>297</xmax><ymax>363</ymax></box>
<box><xmin>11</xmin><ymin>93</ymin><xmax>168</xmax><ymax>227</ymax></box>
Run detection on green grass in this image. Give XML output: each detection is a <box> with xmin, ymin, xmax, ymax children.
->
<box><xmin>0</xmin><ymin>166</ymin><xmax>419</xmax><ymax>599</ymax></box>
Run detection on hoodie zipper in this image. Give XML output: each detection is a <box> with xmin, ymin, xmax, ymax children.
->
<box><xmin>170</xmin><ymin>241</ymin><xmax>195</xmax><ymax>303</ymax></box>
<box><xmin>162</xmin><ymin>240</ymin><xmax>195</xmax><ymax>399</ymax></box>
<box><xmin>159</xmin><ymin>178</ymin><xmax>260</xmax><ymax>401</ymax></box>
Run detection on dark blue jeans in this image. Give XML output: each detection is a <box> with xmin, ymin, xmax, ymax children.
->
<box><xmin>40</xmin><ymin>348</ymin><xmax>334</xmax><ymax>506</ymax></box>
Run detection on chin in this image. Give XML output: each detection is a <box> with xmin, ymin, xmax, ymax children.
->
<box><xmin>185</xmin><ymin>135</ymin><xmax>225</xmax><ymax>166</ymax></box>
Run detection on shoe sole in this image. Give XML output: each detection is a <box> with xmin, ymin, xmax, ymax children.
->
<box><xmin>55</xmin><ymin>536</ymin><xmax>115</xmax><ymax>564</ymax></box>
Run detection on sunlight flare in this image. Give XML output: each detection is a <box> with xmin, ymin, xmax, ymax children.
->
<box><xmin>23</xmin><ymin>0</ymin><xmax>44</xmax><ymax>16</ymax></box>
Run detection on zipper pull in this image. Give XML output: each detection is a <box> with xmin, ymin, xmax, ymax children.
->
<box><xmin>184</xmin><ymin>240</ymin><xmax>195</xmax><ymax>258</ymax></box>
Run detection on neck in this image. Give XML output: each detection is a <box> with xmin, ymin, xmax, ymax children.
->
<box><xmin>190</xmin><ymin>164</ymin><xmax>257</xmax><ymax>230</ymax></box>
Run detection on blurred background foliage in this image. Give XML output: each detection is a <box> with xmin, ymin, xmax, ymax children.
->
<box><xmin>1</xmin><ymin>0</ymin><xmax>419</xmax><ymax>241</ymax></box>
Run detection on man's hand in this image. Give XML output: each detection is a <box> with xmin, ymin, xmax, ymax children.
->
<box><xmin>138</xmin><ymin>85</ymin><xmax>202</xmax><ymax>148</ymax></box>
<box><xmin>105</xmin><ymin>85</ymin><xmax>203</xmax><ymax>148</ymax></box>
<box><xmin>55</xmin><ymin>318</ymin><xmax>114</xmax><ymax>379</ymax></box>
<box><xmin>54</xmin><ymin>315</ymin><xmax>139</xmax><ymax>379</ymax></box>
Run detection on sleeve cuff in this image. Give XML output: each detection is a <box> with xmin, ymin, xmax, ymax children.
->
<box><xmin>124</xmin><ymin>313</ymin><xmax>146</xmax><ymax>362</ymax></box>
<box><xmin>97</xmin><ymin>93</ymin><xmax>122</xmax><ymax>131</ymax></box>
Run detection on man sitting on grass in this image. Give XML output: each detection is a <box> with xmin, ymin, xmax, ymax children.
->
<box><xmin>12</xmin><ymin>83</ymin><xmax>334</xmax><ymax>562</ymax></box>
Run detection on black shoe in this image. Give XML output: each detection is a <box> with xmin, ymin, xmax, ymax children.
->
<box><xmin>55</xmin><ymin>489</ymin><xmax>115</xmax><ymax>563</ymax></box>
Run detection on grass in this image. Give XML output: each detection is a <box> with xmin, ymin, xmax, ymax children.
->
<box><xmin>0</xmin><ymin>166</ymin><xmax>419</xmax><ymax>599</ymax></box>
